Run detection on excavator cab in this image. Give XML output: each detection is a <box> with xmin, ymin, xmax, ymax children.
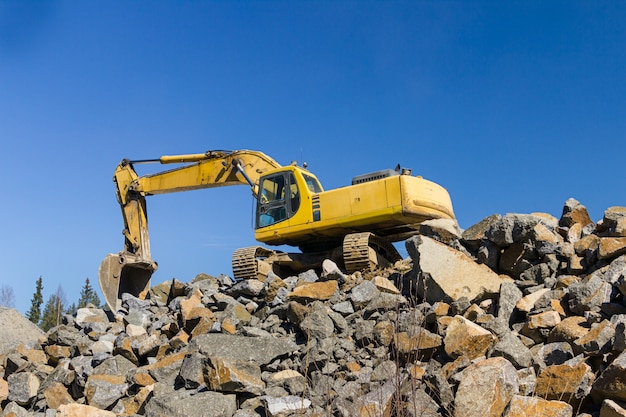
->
<box><xmin>256</xmin><ymin>171</ymin><xmax>301</xmax><ymax>228</ymax></box>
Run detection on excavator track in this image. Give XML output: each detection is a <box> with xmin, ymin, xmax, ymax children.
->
<box><xmin>343</xmin><ymin>232</ymin><xmax>402</xmax><ymax>274</ymax></box>
<box><xmin>232</xmin><ymin>246</ymin><xmax>276</xmax><ymax>281</ymax></box>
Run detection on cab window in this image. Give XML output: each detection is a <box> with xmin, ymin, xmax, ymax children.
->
<box><xmin>303</xmin><ymin>173</ymin><xmax>322</xmax><ymax>193</ymax></box>
<box><xmin>257</xmin><ymin>172</ymin><xmax>300</xmax><ymax>228</ymax></box>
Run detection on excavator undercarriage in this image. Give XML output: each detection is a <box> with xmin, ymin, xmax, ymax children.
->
<box><xmin>231</xmin><ymin>232</ymin><xmax>402</xmax><ymax>282</ymax></box>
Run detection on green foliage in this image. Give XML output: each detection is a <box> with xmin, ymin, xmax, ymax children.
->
<box><xmin>78</xmin><ymin>277</ymin><xmax>101</xmax><ymax>309</ymax></box>
<box><xmin>65</xmin><ymin>303</ymin><xmax>77</xmax><ymax>316</ymax></box>
<box><xmin>26</xmin><ymin>276</ymin><xmax>44</xmax><ymax>324</ymax></box>
<box><xmin>40</xmin><ymin>287</ymin><xmax>66</xmax><ymax>332</ymax></box>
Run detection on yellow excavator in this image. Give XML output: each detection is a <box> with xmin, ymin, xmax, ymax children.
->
<box><xmin>99</xmin><ymin>149</ymin><xmax>455</xmax><ymax>311</ymax></box>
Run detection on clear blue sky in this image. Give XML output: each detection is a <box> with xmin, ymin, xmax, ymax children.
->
<box><xmin>1</xmin><ymin>1</ymin><xmax>625</xmax><ymax>314</ymax></box>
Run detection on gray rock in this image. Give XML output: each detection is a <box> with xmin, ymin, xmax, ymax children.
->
<box><xmin>4</xmin><ymin>353</ymin><xmax>28</xmax><ymax>376</ymax></box>
<box><xmin>94</xmin><ymin>350</ymin><xmax>138</xmax><ymax>376</ymax></box>
<box><xmin>370</xmin><ymin>360</ymin><xmax>397</xmax><ymax>382</ymax></box>
<box><xmin>364</xmin><ymin>292</ymin><xmax>407</xmax><ymax>315</ymax></box>
<box><xmin>568</xmin><ymin>273</ymin><xmax>613</xmax><ymax>314</ymax></box>
<box><xmin>207</xmin><ymin>356</ymin><xmax>264</xmax><ymax>394</ymax></box>
<box><xmin>297</xmin><ymin>269</ymin><xmax>319</xmax><ymax>284</ymax></box>
<box><xmin>7</xmin><ymin>372</ymin><xmax>40</xmax><ymax>406</ymax></box>
<box><xmin>353</xmin><ymin>379</ymin><xmax>397</xmax><ymax>417</ymax></box>
<box><xmin>1</xmin><ymin>402</ymin><xmax>30</xmax><ymax>417</ymax></box>
<box><xmin>353</xmin><ymin>318</ymin><xmax>375</xmax><ymax>347</ymax></box>
<box><xmin>517</xmin><ymin>367</ymin><xmax>537</xmax><ymax>396</ymax></box>
<box><xmin>190</xmin><ymin>272</ymin><xmax>222</xmax><ymax>292</ymax></box>
<box><xmin>133</xmin><ymin>333</ymin><xmax>160</xmax><ymax>359</ymax></box>
<box><xmin>450</xmin><ymin>297</ymin><xmax>471</xmax><ymax>316</ymax></box>
<box><xmin>612</xmin><ymin>315</ymin><xmax>626</xmax><ymax>352</ymax></box>
<box><xmin>227</xmin><ymin>279</ymin><xmax>265</xmax><ymax>298</ymax></box>
<box><xmin>605</xmin><ymin>255</ymin><xmax>626</xmax><ymax>295</ymax></box>
<box><xmin>327</xmin><ymin>309</ymin><xmax>350</xmax><ymax>335</ymax></box>
<box><xmin>490</xmin><ymin>332</ymin><xmax>533</xmax><ymax>368</ymax></box>
<box><xmin>241</xmin><ymin>326</ymin><xmax>273</xmax><ymax>338</ymax></box>
<box><xmin>90</xmin><ymin>339</ymin><xmax>114</xmax><ymax>355</ymax></box>
<box><xmin>535</xmin><ymin>342</ymin><xmax>574</xmax><ymax>367</ymax></box>
<box><xmin>396</xmin><ymin>307</ymin><xmax>427</xmax><ymax>333</ymax></box>
<box><xmin>47</xmin><ymin>324</ymin><xmax>89</xmax><ymax>347</ymax></box>
<box><xmin>123</xmin><ymin>309</ymin><xmax>151</xmax><ymax>328</ymax></box>
<box><xmin>179</xmin><ymin>351</ymin><xmax>207</xmax><ymax>389</ymax></box>
<box><xmin>189</xmin><ymin>333</ymin><xmax>296</xmax><ymax>365</ymax></box>
<box><xmin>350</xmin><ymin>280</ymin><xmax>380</xmax><ymax>307</ymax></box>
<box><xmin>498</xmin><ymin>281</ymin><xmax>523</xmax><ymax>325</ymax></box>
<box><xmin>145</xmin><ymin>387</ymin><xmax>237</xmax><ymax>417</ymax></box>
<box><xmin>519</xmin><ymin>263</ymin><xmax>554</xmax><ymax>286</ymax></box>
<box><xmin>6</xmin><ymin>202</ymin><xmax>626</xmax><ymax>417</ymax></box>
<box><xmin>424</xmin><ymin>360</ymin><xmax>454</xmax><ymax>411</ymax></box>
<box><xmin>298</xmin><ymin>301</ymin><xmax>335</xmax><ymax>341</ymax></box>
<box><xmin>599</xmin><ymin>206</ymin><xmax>626</xmax><ymax>237</ymax></box>
<box><xmin>145</xmin><ymin>351</ymin><xmax>187</xmax><ymax>385</ymax></box>
<box><xmin>332</xmin><ymin>300</ymin><xmax>355</xmax><ymax>315</ymax></box>
<box><xmin>121</xmin><ymin>292</ymin><xmax>152</xmax><ymax>312</ymax></box>
<box><xmin>534</xmin><ymin>289</ymin><xmax>567</xmax><ymax>310</ymax></box>
<box><xmin>486</xmin><ymin>213</ymin><xmax>541</xmax><ymax>246</ymax></box>
<box><xmin>84</xmin><ymin>373</ymin><xmax>128</xmax><ymax>410</ymax></box>
<box><xmin>477</xmin><ymin>240</ymin><xmax>500</xmax><ymax>271</ymax></box>
<box><xmin>402</xmin><ymin>387</ymin><xmax>442</xmax><ymax>417</ymax></box>
<box><xmin>69</xmin><ymin>355</ymin><xmax>94</xmax><ymax>388</ymax></box>
<box><xmin>271</xmin><ymin>286</ymin><xmax>289</xmax><ymax>307</ymax></box>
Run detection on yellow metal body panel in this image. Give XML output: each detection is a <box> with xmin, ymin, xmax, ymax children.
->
<box><xmin>254</xmin><ymin>170</ymin><xmax>454</xmax><ymax>248</ymax></box>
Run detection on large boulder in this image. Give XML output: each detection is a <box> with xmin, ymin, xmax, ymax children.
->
<box><xmin>406</xmin><ymin>235</ymin><xmax>512</xmax><ymax>304</ymax></box>
<box><xmin>454</xmin><ymin>357</ymin><xmax>519</xmax><ymax>417</ymax></box>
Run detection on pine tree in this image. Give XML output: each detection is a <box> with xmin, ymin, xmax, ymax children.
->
<box><xmin>40</xmin><ymin>286</ymin><xmax>66</xmax><ymax>332</ymax></box>
<box><xmin>65</xmin><ymin>303</ymin><xmax>77</xmax><ymax>316</ymax></box>
<box><xmin>77</xmin><ymin>277</ymin><xmax>101</xmax><ymax>308</ymax></box>
<box><xmin>26</xmin><ymin>276</ymin><xmax>44</xmax><ymax>324</ymax></box>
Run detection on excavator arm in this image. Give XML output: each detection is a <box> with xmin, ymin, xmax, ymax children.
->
<box><xmin>99</xmin><ymin>150</ymin><xmax>282</xmax><ymax>311</ymax></box>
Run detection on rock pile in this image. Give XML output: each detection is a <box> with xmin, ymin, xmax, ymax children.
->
<box><xmin>3</xmin><ymin>198</ymin><xmax>626</xmax><ymax>417</ymax></box>
<box><xmin>0</xmin><ymin>308</ymin><xmax>44</xmax><ymax>356</ymax></box>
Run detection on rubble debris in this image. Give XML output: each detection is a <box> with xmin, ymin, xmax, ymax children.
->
<box><xmin>2</xmin><ymin>198</ymin><xmax>626</xmax><ymax>416</ymax></box>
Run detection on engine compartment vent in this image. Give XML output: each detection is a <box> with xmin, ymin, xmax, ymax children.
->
<box><xmin>351</xmin><ymin>169</ymin><xmax>399</xmax><ymax>185</ymax></box>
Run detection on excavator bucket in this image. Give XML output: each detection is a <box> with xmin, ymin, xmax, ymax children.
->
<box><xmin>98</xmin><ymin>252</ymin><xmax>156</xmax><ymax>312</ymax></box>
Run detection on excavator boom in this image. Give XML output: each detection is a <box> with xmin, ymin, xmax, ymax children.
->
<box><xmin>99</xmin><ymin>150</ymin><xmax>282</xmax><ymax>311</ymax></box>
